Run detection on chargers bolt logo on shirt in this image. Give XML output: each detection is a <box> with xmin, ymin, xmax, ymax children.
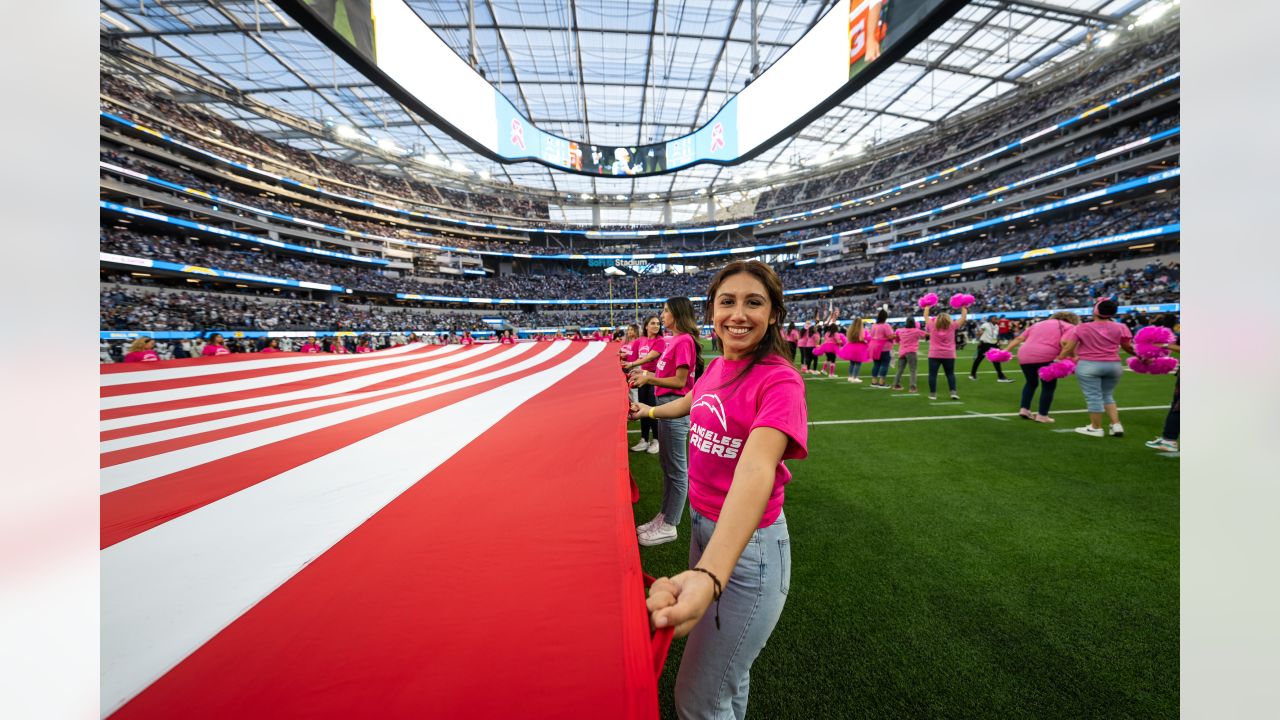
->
<box><xmin>690</xmin><ymin>394</ymin><xmax>742</xmax><ymax>459</ymax></box>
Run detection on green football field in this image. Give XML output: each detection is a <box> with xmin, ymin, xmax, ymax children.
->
<box><xmin>629</xmin><ymin>340</ymin><xmax>1179</xmax><ymax>719</ymax></box>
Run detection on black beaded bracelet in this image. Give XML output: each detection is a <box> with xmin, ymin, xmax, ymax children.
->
<box><xmin>690</xmin><ymin>567</ymin><xmax>723</xmax><ymax>630</ymax></box>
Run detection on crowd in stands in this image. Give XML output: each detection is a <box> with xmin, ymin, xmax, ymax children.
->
<box><xmin>101</xmin><ymin>75</ymin><xmax>550</xmax><ymax>223</ymax></box>
<box><xmin>101</xmin><ymin>187</ymin><xmax>1178</xmax><ymax>308</ymax></box>
<box><xmin>758</xmin><ymin>28</ymin><xmax>1178</xmax><ymax>212</ymax></box>
<box><xmin>769</xmin><ymin>112</ymin><xmax>1178</xmax><ymax>243</ymax></box>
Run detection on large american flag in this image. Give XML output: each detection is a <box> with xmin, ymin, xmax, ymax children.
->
<box><xmin>101</xmin><ymin>341</ymin><xmax>660</xmax><ymax>719</ymax></box>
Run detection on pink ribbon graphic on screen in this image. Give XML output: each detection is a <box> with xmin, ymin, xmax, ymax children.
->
<box><xmin>510</xmin><ymin>118</ymin><xmax>526</xmax><ymax>150</ymax></box>
<box><xmin>709</xmin><ymin>122</ymin><xmax>725</xmax><ymax>152</ymax></box>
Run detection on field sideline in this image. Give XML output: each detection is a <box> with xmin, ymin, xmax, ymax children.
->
<box><xmin>629</xmin><ymin>339</ymin><xmax>1179</xmax><ymax>719</ymax></box>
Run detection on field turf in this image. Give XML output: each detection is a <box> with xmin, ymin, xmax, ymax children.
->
<box><xmin>628</xmin><ymin>340</ymin><xmax>1179</xmax><ymax>719</ymax></box>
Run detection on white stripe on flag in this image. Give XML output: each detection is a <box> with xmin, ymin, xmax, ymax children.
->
<box><xmin>100</xmin><ymin>342</ymin><xmax>570</xmax><ymax>492</ymax></box>
<box><xmin>100</xmin><ymin>341</ymin><xmax>604</xmax><ymax>716</ymax></box>
<box><xmin>102</xmin><ymin>344</ymin><xmax>477</xmax><ymax>410</ymax></box>
<box><xmin>101</xmin><ymin>344</ymin><xmax>533</xmax><ymax>449</ymax></box>
<box><xmin>99</xmin><ymin>341</ymin><xmax>431</xmax><ymax>387</ymax></box>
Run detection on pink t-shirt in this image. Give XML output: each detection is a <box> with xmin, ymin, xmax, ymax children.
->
<box><xmin>654</xmin><ymin>333</ymin><xmax>697</xmax><ymax>397</ymax></box>
<box><xmin>461</xmin><ymin>336</ymin><xmax>475</xmax><ymax>346</ymax></box>
<box><xmin>1065</xmin><ymin>321</ymin><xmax>1132</xmax><ymax>362</ymax></box>
<box><xmin>622</xmin><ymin>339</ymin><xmax>640</xmax><ymax>363</ymax></box>
<box><xmin>797</xmin><ymin>330</ymin><xmax>815</xmax><ymax>348</ymax></box>
<box><xmin>1016</xmin><ymin>319</ymin><xmax>1074</xmax><ymax>364</ymax></box>
<box><xmin>868</xmin><ymin>323</ymin><xmax>895</xmax><ymax>356</ymax></box>
<box><xmin>300</xmin><ymin>343</ymin><xmax>321</xmax><ymax>353</ymax></box>
<box><xmin>687</xmin><ymin>356</ymin><xmax>809</xmax><ymax>529</ymax></box>
<box><xmin>124</xmin><ymin>350</ymin><xmax>159</xmax><ymax>363</ymax></box>
<box><xmin>895</xmin><ymin>327</ymin><xmax>927</xmax><ymax>354</ymax></box>
<box><xmin>786</xmin><ymin>329</ymin><xmax>800</xmax><ymax>343</ymax></box>
<box><xmin>635</xmin><ymin>336</ymin><xmax>665</xmax><ymax>372</ymax></box>
<box><xmin>259</xmin><ymin>347</ymin><xmax>281</xmax><ymax>354</ymax></box>
<box><xmin>356</xmin><ymin>346</ymin><xmax>373</xmax><ymax>353</ymax></box>
<box><xmin>925</xmin><ymin>319</ymin><xmax>958</xmax><ymax>359</ymax></box>
<box><xmin>499</xmin><ymin>335</ymin><xmax>516</xmax><ymax>345</ymax></box>
<box><xmin>331</xmin><ymin>343</ymin><xmax>348</xmax><ymax>354</ymax></box>
<box><xmin>202</xmin><ymin>344</ymin><xmax>230</xmax><ymax>357</ymax></box>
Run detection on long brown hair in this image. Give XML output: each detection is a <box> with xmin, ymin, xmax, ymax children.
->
<box><xmin>642</xmin><ymin>314</ymin><xmax>662</xmax><ymax>338</ymax></box>
<box><xmin>665</xmin><ymin>296</ymin><xmax>705</xmax><ymax>379</ymax></box>
<box><xmin>702</xmin><ymin>260</ymin><xmax>796</xmax><ymax>388</ymax></box>
<box><xmin>933</xmin><ymin>312</ymin><xmax>952</xmax><ymax>331</ymax></box>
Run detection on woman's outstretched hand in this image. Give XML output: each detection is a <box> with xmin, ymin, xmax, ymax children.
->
<box><xmin>628</xmin><ymin>402</ymin><xmax>652</xmax><ymax>421</ymax></box>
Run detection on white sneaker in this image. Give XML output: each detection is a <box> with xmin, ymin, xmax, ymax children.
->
<box><xmin>849</xmin><ymin>377</ymin><xmax>863</xmax><ymax>384</ymax></box>
<box><xmin>1110</xmin><ymin>422</ymin><xmax>1125</xmax><ymax>437</ymax></box>
<box><xmin>647</xmin><ymin>440</ymin><xmax>660</xmax><ymax>454</ymax></box>
<box><xmin>636</xmin><ymin>512</ymin><xmax>664</xmax><ymax>535</ymax></box>
<box><xmin>630</xmin><ymin>439</ymin><xmax>650</xmax><ymax>452</ymax></box>
<box><xmin>638</xmin><ymin>522</ymin><xmax>678</xmax><ymax>546</ymax></box>
<box><xmin>997</xmin><ymin>378</ymin><xmax>1014</xmax><ymax>383</ymax></box>
<box><xmin>1074</xmin><ymin>426</ymin><xmax>1104</xmax><ymax>438</ymax></box>
<box><xmin>1145</xmin><ymin>437</ymin><xmax>1177</xmax><ymax>451</ymax></box>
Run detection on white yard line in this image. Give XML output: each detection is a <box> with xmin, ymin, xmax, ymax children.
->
<box><xmin>968</xmin><ymin>410</ymin><xmax>1009</xmax><ymax>421</ymax></box>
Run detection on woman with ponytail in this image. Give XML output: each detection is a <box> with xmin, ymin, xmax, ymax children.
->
<box><xmin>631</xmin><ymin>260</ymin><xmax>807</xmax><ymax>719</ymax></box>
<box><xmin>629</xmin><ymin>298</ymin><xmax>703</xmax><ymax>545</ymax></box>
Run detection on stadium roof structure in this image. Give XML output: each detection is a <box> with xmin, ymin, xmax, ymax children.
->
<box><xmin>99</xmin><ymin>0</ymin><xmax>1174</xmax><ymax>224</ymax></box>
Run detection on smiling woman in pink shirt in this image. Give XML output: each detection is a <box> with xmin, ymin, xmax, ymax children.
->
<box><xmin>630</xmin><ymin>260</ymin><xmax>807</xmax><ymax>719</ymax></box>
<box><xmin>922</xmin><ymin>303</ymin><xmax>968</xmax><ymax>400</ymax></box>
<box><xmin>1003</xmin><ymin>311</ymin><xmax>1080</xmax><ymax>422</ymax></box>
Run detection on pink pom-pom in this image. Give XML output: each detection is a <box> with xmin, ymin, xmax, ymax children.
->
<box><xmin>1038</xmin><ymin>358</ymin><xmax>1076</xmax><ymax>381</ymax></box>
<box><xmin>1128</xmin><ymin>356</ymin><xmax>1179</xmax><ymax>375</ymax></box>
<box><xmin>918</xmin><ymin>293</ymin><xmax>939</xmax><ymax>308</ymax></box>
<box><xmin>985</xmin><ymin>349</ymin><xmax>1013</xmax><ymax>363</ymax></box>
<box><xmin>949</xmin><ymin>293</ymin><xmax>976</xmax><ymax>309</ymax></box>
<box><xmin>837</xmin><ymin>342</ymin><xmax>869</xmax><ymax>362</ymax></box>
<box><xmin>1134</xmin><ymin>326</ymin><xmax>1175</xmax><ymax>346</ymax></box>
<box><xmin>815</xmin><ymin>341</ymin><xmax>836</xmax><ymax>355</ymax></box>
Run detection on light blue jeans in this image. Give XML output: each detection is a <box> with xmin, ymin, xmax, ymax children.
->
<box><xmin>676</xmin><ymin>508</ymin><xmax>790</xmax><ymax>720</ymax></box>
<box><xmin>1075</xmin><ymin>360</ymin><xmax>1123</xmax><ymax>413</ymax></box>
<box><xmin>655</xmin><ymin>393</ymin><xmax>690</xmax><ymax>525</ymax></box>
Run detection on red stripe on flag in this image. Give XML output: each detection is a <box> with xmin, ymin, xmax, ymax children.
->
<box><xmin>100</xmin><ymin>345</ymin><xmax>521</xmax><ymax>447</ymax></box>
<box><xmin>106</xmin><ymin>347</ymin><xmax>653</xmax><ymax>720</ymax></box>
<box><xmin>100</xmin><ymin>343</ymin><xmax>592</xmax><ymax>548</ymax></box>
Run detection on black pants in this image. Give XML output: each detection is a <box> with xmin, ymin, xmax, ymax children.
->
<box><xmin>1018</xmin><ymin>362</ymin><xmax>1057</xmax><ymax>416</ymax></box>
<box><xmin>638</xmin><ymin>384</ymin><xmax>658</xmax><ymax>441</ymax></box>
<box><xmin>927</xmin><ymin>358</ymin><xmax>957</xmax><ymax>394</ymax></box>
<box><xmin>788</xmin><ymin>342</ymin><xmax>797</xmax><ymax>363</ymax></box>
<box><xmin>799</xmin><ymin>346</ymin><xmax>812</xmax><ymax>369</ymax></box>
<box><xmin>1162</xmin><ymin>374</ymin><xmax>1180</xmax><ymax>440</ymax></box>
<box><xmin>971</xmin><ymin>342</ymin><xmax>1007</xmax><ymax>379</ymax></box>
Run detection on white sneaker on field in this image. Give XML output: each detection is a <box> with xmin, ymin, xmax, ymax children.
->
<box><xmin>647</xmin><ymin>440</ymin><xmax>660</xmax><ymax>454</ymax></box>
<box><xmin>638</xmin><ymin>522</ymin><xmax>678</xmax><ymax>546</ymax></box>
<box><xmin>1110</xmin><ymin>422</ymin><xmax>1125</xmax><ymax>437</ymax></box>
<box><xmin>630</xmin><ymin>439</ymin><xmax>650</xmax><ymax>452</ymax></box>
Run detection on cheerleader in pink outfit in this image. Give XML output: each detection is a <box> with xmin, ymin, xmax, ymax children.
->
<box><xmin>866</xmin><ymin>310</ymin><xmax>897</xmax><ymax>388</ymax></box>
<box><xmin>122</xmin><ymin>337</ymin><xmax>159</xmax><ymax>363</ymax></box>
<box><xmin>841</xmin><ymin>318</ymin><xmax>870</xmax><ymax>383</ymax></box>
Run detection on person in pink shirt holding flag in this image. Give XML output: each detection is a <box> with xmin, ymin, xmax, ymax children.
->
<box><xmin>623</xmin><ymin>316</ymin><xmax>666</xmax><ymax>454</ymax></box>
<box><xmin>123</xmin><ymin>337</ymin><xmax>160</xmax><ymax>363</ymax></box>
<box><xmin>891</xmin><ymin>316</ymin><xmax>927</xmax><ymax>392</ymax></box>
<box><xmin>329</xmin><ymin>337</ymin><xmax>349</xmax><ymax>354</ymax></box>
<box><xmin>1058</xmin><ymin>299</ymin><xmax>1137</xmax><ymax>437</ymax></box>
<box><xmin>631</xmin><ymin>260</ymin><xmax>807</xmax><ymax>719</ymax></box>
<box><xmin>355</xmin><ymin>336</ymin><xmax>374</xmax><ymax>353</ymax></box>
<box><xmin>259</xmin><ymin>338</ymin><xmax>282</xmax><ymax>354</ymax></box>
<box><xmin>867</xmin><ymin>309</ymin><xmax>897</xmax><ymax>388</ymax></box>
<box><xmin>201</xmin><ymin>334</ymin><xmax>231</xmax><ymax>357</ymax></box>
<box><xmin>923</xmin><ymin>303</ymin><xmax>967</xmax><ymax>400</ymax></box>
<box><xmin>629</xmin><ymin>297</ymin><xmax>704</xmax><ymax>546</ymax></box>
<box><xmin>1003</xmin><ymin>311</ymin><xmax>1080</xmax><ymax>422</ymax></box>
<box><xmin>299</xmin><ymin>337</ymin><xmax>321</xmax><ymax>353</ymax></box>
